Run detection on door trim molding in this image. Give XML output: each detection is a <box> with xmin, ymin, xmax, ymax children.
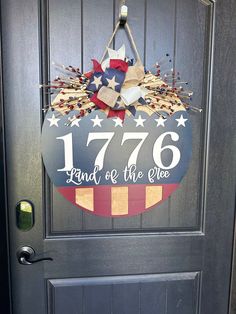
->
<box><xmin>229</xmin><ymin>198</ymin><xmax>236</xmax><ymax>313</ymax></box>
<box><xmin>0</xmin><ymin>0</ymin><xmax>12</xmax><ymax>312</ymax></box>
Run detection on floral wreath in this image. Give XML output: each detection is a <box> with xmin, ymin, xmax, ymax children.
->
<box><xmin>41</xmin><ymin>6</ymin><xmax>202</xmax><ymax>124</ymax></box>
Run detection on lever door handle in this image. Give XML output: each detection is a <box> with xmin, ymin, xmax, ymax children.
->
<box><xmin>17</xmin><ymin>246</ymin><xmax>53</xmax><ymax>265</ymax></box>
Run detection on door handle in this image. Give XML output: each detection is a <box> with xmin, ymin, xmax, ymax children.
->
<box><xmin>17</xmin><ymin>246</ymin><xmax>53</xmax><ymax>265</ymax></box>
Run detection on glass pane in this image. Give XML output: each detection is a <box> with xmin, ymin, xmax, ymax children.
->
<box><xmin>16</xmin><ymin>201</ymin><xmax>34</xmax><ymax>231</ymax></box>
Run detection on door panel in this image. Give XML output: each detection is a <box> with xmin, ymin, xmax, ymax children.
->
<box><xmin>47</xmin><ymin>0</ymin><xmax>211</xmax><ymax>236</ymax></box>
<box><xmin>1</xmin><ymin>0</ymin><xmax>236</xmax><ymax>314</ymax></box>
<box><xmin>48</xmin><ymin>272</ymin><xmax>199</xmax><ymax>314</ymax></box>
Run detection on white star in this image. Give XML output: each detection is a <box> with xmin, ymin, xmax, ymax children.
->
<box><xmin>91</xmin><ymin>75</ymin><xmax>102</xmax><ymax>89</ymax></box>
<box><xmin>106</xmin><ymin>76</ymin><xmax>120</xmax><ymax>90</ymax></box>
<box><xmin>116</xmin><ymin>98</ymin><xmax>125</xmax><ymax>108</ymax></box>
<box><xmin>70</xmin><ymin>115</ymin><xmax>81</xmax><ymax>127</ymax></box>
<box><xmin>134</xmin><ymin>115</ymin><xmax>146</xmax><ymax>127</ymax></box>
<box><xmin>91</xmin><ymin>115</ymin><xmax>103</xmax><ymax>127</ymax></box>
<box><xmin>47</xmin><ymin>114</ymin><xmax>60</xmax><ymax>127</ymax></box>
<box><xmin>175</xmin><ymin>114</ymin><xmax>188</xmax><ymax>127</ymax></box>
<box><xmin>113</xmin><ymin>117</ymin><xmax>123</xmax><ymax>127</ymax></box>
<box><xmin>155</xmin><ymin>117</ymin><xmax>166</xmax><ymax>127</ymax></box>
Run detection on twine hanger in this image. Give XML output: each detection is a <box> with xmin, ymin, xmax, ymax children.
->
<box><xmin>100</xmin><ymin>1</ymin><xmax>142</xmax><ymax>65</ymax></box>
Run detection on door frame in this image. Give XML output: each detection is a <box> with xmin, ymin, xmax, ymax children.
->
<box><xmin>0</xmin><ymin>3</ymin><xmax>12</xmax><ymax>312</ymax></box>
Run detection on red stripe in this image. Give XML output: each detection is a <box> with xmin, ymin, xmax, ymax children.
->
<box><xmin>163</xmin><ymin>183</ymin><xmax>179</xmax><ymax>199</ymax></box>
<box><xmin>93</xmin><ymin>185</ymin><xmax>111</xmax><ymax>216</ymax></box>
<box><xmin>128</xmin><ymin>184</ymin><xmax>146</xmax><ymax>216</ymax></box>
<box><xmin>58</xmin><ymin>183</ymin><xmax>180</xmax><ymax>217</ymax></box>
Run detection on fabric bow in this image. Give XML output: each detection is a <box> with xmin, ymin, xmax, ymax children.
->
<box><xmin>86</xmin><ymin>47</ymin><xmax>147</xmax><ymax>120</ymax></box>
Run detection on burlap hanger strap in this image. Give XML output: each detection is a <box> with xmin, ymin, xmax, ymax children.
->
<box><xmin>100</xmin><ymin>20</ymin><xmax>142</xmax><ymax>66</ymax></box>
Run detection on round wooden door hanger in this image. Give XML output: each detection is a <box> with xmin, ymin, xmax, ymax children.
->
<box><xmin>42</xmin><ymin>104</ymin><xmax>192</xmax><ymax>217</ymax></box>
<box><xmin>41</xmin><ymin>20</ymin><xmax>197</xmax><ymax>217</ymax></box>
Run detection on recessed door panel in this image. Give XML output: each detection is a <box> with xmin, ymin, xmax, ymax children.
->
<box><xmin>46</xmin><ymin>0</ymin><xmax>212</xmax><ymax>236</ymax></box>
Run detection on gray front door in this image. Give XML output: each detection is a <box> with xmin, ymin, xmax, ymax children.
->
<box><xmin>1</xmin><ymin>0</ymin><xmax>236</xmax><ymax>313</ymax></box>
